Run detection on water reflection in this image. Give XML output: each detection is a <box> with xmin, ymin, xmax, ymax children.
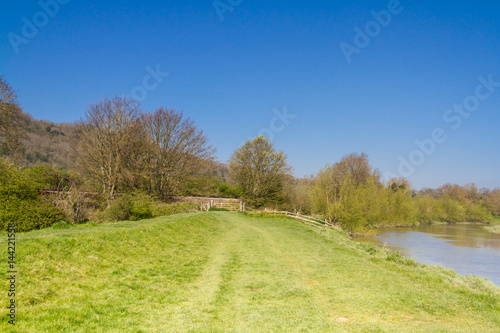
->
<box><xmin>356</xmin><ymin>224</ymin><xmax>500</xmax><ymax>286</ymax></box>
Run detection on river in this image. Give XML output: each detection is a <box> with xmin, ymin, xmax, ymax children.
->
<box><xmin>356</xmin><ymin>224</ymin><xmax>500</xmax><ymax>286</ymax></box>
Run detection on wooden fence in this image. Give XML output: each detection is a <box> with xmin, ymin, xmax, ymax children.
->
<box><xmin>247</xmin><ymin>208</ymin><xmax>342</xmax><ymax>231</ymax></box>
<box><xmin>175</xmin><ymin>196</ymin><xmax>244</xmax><ymax>212</ymax></box>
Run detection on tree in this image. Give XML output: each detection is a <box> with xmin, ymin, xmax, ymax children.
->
<box><xmin>331</xmin><ymin>153</ymin><xmax>377</xmax><ymax>187</ymax></box>
<box><xmin>228</xmin><ymin>136</ymin><xmax>292</xmax><ymax>206</ymax></box>
<box><xmin>312</xmin><ymin>153</ymin><xmax>378</xmax><ymax>214</ymax></box>
<box><xmin>0</xmin><ymin>76</ymin><xmax>25</xmax><ymax>155</ymax></box>
<box><xmin>482</xmin><ymin>188</ymin><xmax>500</xmax><ymax>216</ymax></box>
<box><xmin>0</xmin><ymin>158</ymin><xmax>66</xmax><ymax>231</ymax></box>
<box><xmin>285</xmin><ymin>176</ymin><xmax>314</xmax><ymax>214</ymax></box>
<box><xmin>436</xmin><ymin>183</ymin><xmax>467</xmax><ymax>202</ymax></box>
<box><xmin>74</xmin><ymin>96</ymin><xmax>142</xmax><ymax>200</ymax></box>
<box><xmin>311</xmin><ymin>153</ymin><xmax>418</xmax><ymax>231</ymax></box>
<box><xmin>141</xmin><ymin>107</ymin><xmax>215</xmax><ymax>198</ymax></box>
<box><xmin>464</xmin><ymin>183</ymin><xmax>480</xmax><ymax>201</ymax></box>
<box><xmin>388</xmin><ymin>177</ymin><xmax>412</xmax><ymax>192</ymax></box>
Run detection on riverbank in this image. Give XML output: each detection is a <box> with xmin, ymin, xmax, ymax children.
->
<box><xmin>1</xmin><ymin>212</ymin><xmax>499</xmax><ymax>332</ymax></box>
<box><xmin>483</xmin><ymin>217</ymin><xmax>500</xmax><ymax>234</ymax></box>
<box><xmin>353</xmin><ymin>220</ymin><xmax>492</xmax><ymax>237</ymax></box>
<box><xmin>485</xmin><ymin>225</ymin><xmax>500</xmax><ymax>234</ymax></box>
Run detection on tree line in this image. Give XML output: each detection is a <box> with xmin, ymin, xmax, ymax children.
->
<box><xmin>1</xmin><ymin>76</ymin><xmax>499</xmax><ymax>232</ymax></box>
<box><xmin>299</xmin><ymin>153</ymin><xmax>497</xmax><ymax>232</ymax></box>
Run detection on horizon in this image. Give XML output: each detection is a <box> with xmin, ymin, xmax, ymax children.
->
<box><xmin>1</xmin><ymin>0</ymin><xmax>499</xmax><ymax>189</ymax></box>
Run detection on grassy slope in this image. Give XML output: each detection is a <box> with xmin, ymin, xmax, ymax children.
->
<box><xmin>1</xmin><ymin>212</ymin><xmax>499</xmax><ymax>332</ymax></box>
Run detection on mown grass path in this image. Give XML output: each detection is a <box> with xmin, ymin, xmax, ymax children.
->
<box><xmin>1</xmin><ymin>212</ymin><xmax>499</xmax><ymax>332</ymax></box>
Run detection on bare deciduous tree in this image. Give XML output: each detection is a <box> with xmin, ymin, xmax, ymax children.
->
<box><xmin>285</xmin><ymin>176</ymin><xmax>314</xmax><ymax>213</ymax></box>
<box><xmin>331</xmin><ymin>153</ymin><xmax>377</xmax><ymax>187</ymax></box>
<box><xmin>436</xmin><ymin>183</ymin><xmax>468</xmax><ymax>202</ymax></box>
<box><xmin>142</xmin><ymin>107</ymin><xmax>215</xmax><ymax>198</ymax></box>
<box><xmin>74</xmin><ymin>96</ymin><xmax>142</xmax><ymax>200</ymax></box>
<box><xmin>0</xmin><ymin>76</ymin><xmax>25</xmax><ymax>155</ymax></box>
<box><xmin>482</xmin><ymin>188</ymin><xmax>500</xmax><ymax>216</ymax></box>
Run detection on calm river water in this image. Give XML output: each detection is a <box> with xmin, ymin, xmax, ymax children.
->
<box><xmin>356</xmin><ymin>224</ymin><xmax>500</xmax><ymax>286</ymax></box>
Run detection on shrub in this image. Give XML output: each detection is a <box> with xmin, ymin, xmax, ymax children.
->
<box><xmin>98</xmin><ymin>195</ymin><xmax>133</xmax><ymax>222</ymax></box>
<box><xmin>386</xmin><ymin>251</ymin><xmax>418</xmax><ymax>266</ymax></box>
<box><xmin>464</xmin><ymin>202</ymin><xmax>492</xmax><ymax>222</ymax></box>
<box><xmin>0</xmin><ymin>199</ymin><xmax>67</xmax><ymax>232</ymax></box>
<box><xmin>359</xmin><ymin>242</ymin><xmax>380</xmax><ymax>255</ymax></box>
<box><xmin>130</xmin><ymin>192</ymin><xmax>154</xmax><ymax>220</ymax></box>
<box><xmin>1</xmin><ymin>159</ymin><xmax>68</xmax><ymax>232</ymax></box>
<box><xmin>245</xmin><ymin>211</ymin><xmax>287</xmax><ymax>219</ymax></box>
<box><xmin>0</xmin><ymin>159</ymin><xmax>38</xmax><ymax>201</ymax></box>
<box><xmin>208</xmin><ymin>207</ymin><xmax>229</xmax><ymax>212</ymax></box>
<box><xmin>53</xmin><ymin>189</ymin><xmax>101</xmax><ymax>224</ymax></box>
<box><xmin>438</xmin><ymin>196</ymin><xmax>466</xmax><ymax>222</ymax></box>
<box><xmin>152</xmin><ymin>201</ymin><xmax>199</xmax><ymax>217</ymax></box>
<box><xmin>95</xmin><ymin>195</ymin><xmax>199</xmax><ymax>222</ymax></box>
<box><xmin>51</xmin><ymin>220</ymin><xmax>75</xmax><ymax>229</ymax></box>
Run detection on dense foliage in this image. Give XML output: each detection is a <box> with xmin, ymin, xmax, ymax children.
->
<box><xmin>289</xmin><ymin>154</ymin><xmax>495</xmax><ymax>232</ymax></box>
<box><xmin>0</xmin><ymin>159</ymin><xmax>66</xmax><ymax>231</ymax></box>
<box><xmin>228</xmin><ymin>136</ymin><xmax>292</xmax><ymax>207</ymax></box>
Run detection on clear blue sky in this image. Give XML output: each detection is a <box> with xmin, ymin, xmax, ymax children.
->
<box><xmin>1</xmin><ymin>0</ymin><xmax>499</xmax><ymax>189</ymax></box>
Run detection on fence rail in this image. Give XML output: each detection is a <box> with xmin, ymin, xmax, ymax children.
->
<box><xmin>247</xmin><ymin>208</ymin><xmax>342</xmax><ymax>231</ymax></box>
<box><xmin>178</xmin><ymin>197</ymin><xmax>244</xmax><ymax>212</ymax></box>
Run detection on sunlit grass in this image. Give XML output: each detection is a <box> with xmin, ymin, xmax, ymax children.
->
<box><xmin>485</xmin><ymin>222</ymin><xmax>500</xmax><ymax>234</ymax></box>
<box><xmin>1</xmin><ymin>212</ymin><xmax>499</xmax><ymax>332</ymax></box>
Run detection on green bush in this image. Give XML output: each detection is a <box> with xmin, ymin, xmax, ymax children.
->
<box><xmin>0</xmin><ymin>159</ymin><xmax>38</xmax><ymax>201</ymax></box>
<box><xmin>438</xmin><ymin>196</ymin><xmax>466</xmax><ymax>222</ymax></box>
<box><xmin>130</xmin><ymin>192</ymin><xmax>154</xmax><ymax>220</ymax></box>
<box><xmin>1</xmin><ymin>199</ymin><xmax>67</xmax><ymax>232</ymax></box>
<box><xmin>96</xmin><ymin>195</ymin><xmax>199</xmax><ymax>222</ymax></box>
<box><xmin>464</xmin><ymin>202</ymin><xmax>492</xmax><ymax>222</ymax></box>
<box><xmin>152</xmin><ymin>201</ymin><xmax>199</xmax><ymax>217</ymax></box>
<box><xmin>208</xmin><ymin>207</ymin><xmax>229</xmax><ymax>212</ymax></box>
<box><xmin>51</xmin><ymin>220</ymin><xmax>75</xmax><ymax>229</ymax></box>
<box><xmin>245</xmin><ymin>211</ymin><xmax>287</xmax><ymax>219</ymax></box>
<box><xmin>98</xmin><ymin>195</ymin><xmax>133</xmax><ymax>222</ymax></box>
<box><xmin>386</xmin><ymin>251</ymin><xmax>418</xmax><ymax>267</ymax></box>
<box><xmin>0</xmin><ymin>159</ymin><xmax>67</xmax><ymax>232</ymax></box>
<box><xmin>358</xmin><ymin>242</ymin><xmax>380</xmax><ymax>255</ymax></box>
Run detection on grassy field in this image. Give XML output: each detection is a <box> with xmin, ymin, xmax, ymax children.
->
<box><xmin>1</xmin><ymin>212</ymin><xmax>500</xmax><ymax>332</ymax></box>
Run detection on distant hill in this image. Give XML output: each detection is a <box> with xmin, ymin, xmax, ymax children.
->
<box><xmin>3</xmin><ymin>111</ymin><xmax>232</xmax><ymax>190</ymax></box>
<box><xmin>10</xmin><ymin>112</ymin><xmax>76</xmax><ymax>169</ymax></box>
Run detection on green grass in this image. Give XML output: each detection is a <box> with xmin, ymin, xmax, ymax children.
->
<box><xmin>485</xmin><ymin>225</ymin><xmax>500</xmax><ymax>234</ymax></box>
<box><xmin>484</xmin><ymin>217</ymin><xmax>500</xmax><ymax>234</ymax></box>
<box><xmin>1</xmin><ymin>212</ymin><xmax>500</xmax><ymax>332</ymax></box>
